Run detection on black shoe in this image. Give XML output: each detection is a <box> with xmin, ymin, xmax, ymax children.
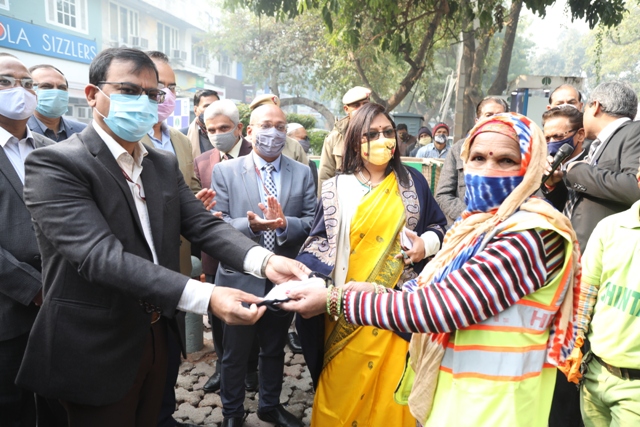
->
<box><xmin>287</xmin><ymin>332</ymin><xmax>303</xmax><ymax>354</ymax></box>
<box><xmin>244</xmin><ymin>371</ymin><xmax>259</xmax><ymax>392</ymax></box>
<box><xmin>202</xmin><ymin>371</ymin><xmax>221</xmax><ymax>393</ymax></box>
<box><xmin>221</xmin><ymin>417</ymin><xmax>244</xmax><ymax>427</ymax></box>
<box><xmin>257</xmin><ymin>405</ymin><xmax>303</xmax><ymax>427</ymax></box>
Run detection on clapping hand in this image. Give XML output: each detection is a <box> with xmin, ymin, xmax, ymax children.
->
<box><xmin>259</xmin><ymin>195</ymin><xmax>287</xmax><ymax>230</ymax></box>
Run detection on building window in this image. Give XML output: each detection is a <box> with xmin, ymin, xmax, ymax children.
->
<box><xmin>158</xmin><ymin>23</ymin><xmax>179</xmax><ymax>58</ymax></box>
<box><xmin>0</xmin><ymin>0</ymin><xmax>9</xmax><ymax>11</ymax></box>
<box><xmin>191</xmin><ymin>38</ymin><xmax>208</xmax><ymax>68</ymax></box>
<box><xmin>109</xmin><ymin>2</ymin><xmax>139</xmax><ymax>45</ymax></box>
<box><xmin>46</xmin><ymin>0</ymin><xmax>88</xmax><ymax>32</ymax></box>
<box><xmin>218</xmin><ymin>54</ymin><xmax>230</xmax><ymax>76</ymax></box>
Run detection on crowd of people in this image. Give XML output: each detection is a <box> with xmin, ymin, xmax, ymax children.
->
<box><xmin>1</xmin><ymin>46</ymin><xmax>639</xmax><ymax>427</ymax></box>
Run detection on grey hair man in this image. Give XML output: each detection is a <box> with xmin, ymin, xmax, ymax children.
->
<box><xmin>542</xmin><ymin>80</ymin><xmax>640</xmax><ymax>250</ymax></box>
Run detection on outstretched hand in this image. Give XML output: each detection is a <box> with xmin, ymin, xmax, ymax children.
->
<box><xmin>247</xmin><ymin>210</ymin><xmax>283</xmax><ymax>233</ymax></box>
<box><xmin>264</xmin><ymin>255</ymin><xmax>310</xmax><ymax>285</ymax></box>
<box><xmin>196</xmin><ymin>188</ymin><xmax>217</xmax><ymax>211</ymax></box>
<box><xmin>259</xmin><ymin>195</ymin><xmax>287</xmax><ymax>229</ymax></box>
<box><xmin>209</xmin><ymin>286</ymin><xmax>266</xmax><ymax>325</ymax></box>
<box><xmin>279</xmin><ymin>286</ymin><xmax>328</xmax><ymax>318</ymax></box>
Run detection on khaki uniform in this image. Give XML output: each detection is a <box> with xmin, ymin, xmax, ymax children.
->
<box><xmin>318</xmin><ymin>117</ymin><xmax>349</xmax><ymax>195</ymax></box>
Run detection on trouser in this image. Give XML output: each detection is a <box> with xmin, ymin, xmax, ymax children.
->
<box><xmin>61</xmin><ymin>320</ymin><xmax>168</xmax><ymax>427</ymax></box>
<box><xmin>205</xmin><ymin>274</ymin><xmax>259</xmax><ymax>374</ymax></box>
<box><xmin>157</xmin><ymin>328</ymin><xmax>182</xmax><ymax>427</ymax></box>
<box><xmin>220</xmin><ymin>309</ymin><xmax>292</xmax><ymax>417</ymax></box>
<box><xmin>581</xmin><ymin>357</ymin><xmax>640</xmax><ymax>427</ymax></box>
<box><xmin>549</xmin><ymin>368</ymin><xmax>583</xmax><ymax>427</ymax></box>
<box><xmin>0</xmin><ymin>333</ymin><xmax>36</xmax><ymax>427</ymax></box>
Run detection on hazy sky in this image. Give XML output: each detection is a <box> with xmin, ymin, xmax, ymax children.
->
<box><xmin>524</xmin><ymin>0</ymin><xmax>589</xmax><ymax>51</ymax></box>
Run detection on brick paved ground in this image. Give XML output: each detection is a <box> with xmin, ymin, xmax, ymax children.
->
<box><xmin>171</xmin><ymin>321</ymin><xmax>314</xmax><ymax>426</ymax></box>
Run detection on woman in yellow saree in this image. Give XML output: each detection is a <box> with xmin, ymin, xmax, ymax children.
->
<box><xmin>296</xmin><ymin>103</ymin><xmax>447</xmax><ymax>426</ymax></box>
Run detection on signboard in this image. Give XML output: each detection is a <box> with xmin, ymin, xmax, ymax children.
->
<box><xmin>167</xmin><ymin>98</ymin><xmax>191</xmax><ymax>129</ymax></box>
<box><xmin>0</xmin><ymin>15</ymin><xmax>97</xmax><ymax>64</ymax></box>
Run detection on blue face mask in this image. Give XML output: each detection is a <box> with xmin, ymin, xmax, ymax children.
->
<box><xmin>95</xmin><ymin>88</ymin><xmax>158</xmax><ymax>142</ymax></box>
<box><xmin>36</xmin><ymin>89</ymin><xmax>69</xmax><ymax>118</ymax></box>
<box><xmin>254</xmin><ymin>126</ymin><xmax>286</xmax><ymax>158</ymax></box>
<box><xmin>547</xmin><ymin>133</ymin><xmax>576</xmax><ymax>157</ymax></box>
<box><xmin>464</xmin><ymin>173</ymin><xmax>524</xmax><ymax>213</ymax></box>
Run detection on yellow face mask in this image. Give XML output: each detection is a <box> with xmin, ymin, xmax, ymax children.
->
<box><xmin>361</xmin><ymin>137</ymin><xmax>396</xmax><ymax>165</ymax></box>
<box><xmin>419</xmin><ymin>136</ymin><xmax>432</xmax><ymax>146</ymax></box>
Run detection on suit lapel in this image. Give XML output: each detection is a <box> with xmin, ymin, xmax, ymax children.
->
<box><xmin>595</xmin><ymin>120</ymin><xmax>631</xmax><ymax>163</ymax></box>
<box><xmin>279</xmin><ymin>156</ymin><xmax>292</xmax><ymax>208</ymax></box>
<box><xmin>84</xmin><ymin>125</ymin><xmax>146</xmax><ymax>237</ymax></box>
<box><xmin>242</xmin><ymin>154</ymin><xmax>262</xmax><ymax>208</ymax></box>
<box><xmin>140</xmin><ymin>156</ymin><xmax>164</xmax><ymax>255</ymax></box>
<box><xmin>0</xmin><ymin>146</ymin><xmax>24</xmax><ymax>200</ymax></box>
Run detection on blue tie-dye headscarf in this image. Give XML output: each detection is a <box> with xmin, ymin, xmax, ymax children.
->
<box><xmin>462</xmin><ymin>113</ymin><xmax>534</xmax><ymax>213</ymax></box>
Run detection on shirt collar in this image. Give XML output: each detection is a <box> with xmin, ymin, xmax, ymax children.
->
<box><xmin>620</xmin><ymin>199</ymin><xmax>640</xmax><ymax>229</ymax></box>
<box><xmin>252</xmin><ymin>149</ymin><xmax>281</xmax><ymax>172</ymax></box>
<box><xmin>92</xmin><ymin>121</ymin><xmax>147</xmax><ymax>167</ymax></box>
<box><xmin>33</xmin><ymin>114</ymin><xmax>68</xmax><ymax>135</ymax></box>
<box><xmin>146</xmin><ymin>122</ymin><xmax>170</xmax><ymax>141</ymax></box>
<box><xmin>597</xmin><ymin>117</ymin><xmax>630</xmax><ymax>143</ymax></box>
<box><xmin>224</xmin><ymin>136</ymin><xmax>243</xmax><ymax>159</ymax></box>
<box><xmin>0</xmin><ymin>125</ymin><xmax>34</xmax><ymax>148</ymax></box>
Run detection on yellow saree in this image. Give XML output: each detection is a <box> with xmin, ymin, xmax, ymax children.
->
<box><xmin>311</xmin><ymin>173</ymin><xmax>415</xmax><ymax>427</ymax></box>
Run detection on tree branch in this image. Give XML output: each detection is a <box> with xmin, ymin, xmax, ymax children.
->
<box><xmin>280</xmin><ymin>96</ymin><xmax>336</xmax><ymax>128</ymax></box>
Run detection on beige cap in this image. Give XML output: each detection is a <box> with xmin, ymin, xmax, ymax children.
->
<box><xmin>249</xmin><ymin>94</ymin><xmax>280</xmax><ymax>110</ymax></box>
<box><xmin>286</xmin><ymin>123</ymin><xmax>304</xmax><ymax>134</ymax></box>
<box><xmin>342</xmin><ymin>86</ymin><xmax>371</xmax><ymax>105</ymax></box>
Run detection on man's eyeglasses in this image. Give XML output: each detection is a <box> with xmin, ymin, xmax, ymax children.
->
<box><xmin>98</xmin><ymin>82</ymin><xmax>165</xmax><ymax>104</ymax></box>
<box><xmin>362</xmin><ymin>129</ymin><xmax>396</xmax><ymax>140</ymax></box>
<box><xmin>0</xmin><ymin>75</ymin><xmax>35</xmax><ymax>90</ymax></box>
<box><xmin>253</xmin><ymin>122</ymin><xmax>287</xmax><ymax>132</ymax></box>
<box><xmin>545</xmin><ymin>129</ymin><xmax>578</xmax><ymax>143</ymax></box>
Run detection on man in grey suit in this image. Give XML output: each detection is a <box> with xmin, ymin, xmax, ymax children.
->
<box><xmin>27</xmin><ymin>64</ymin><xmax>86</xmax><ymax>141</ymax></box>
<box><xmin>0</xmin><ymin>53</ymin><xmax>54</xmax><ymax>426</ymax></box>
<box><xmin>212</xmin><ymin>104</ymin><xmax>315</xmax><ymax>427</ymax></box>
<box><xmin>543</xmin><ymin>81</ymin><xmax>640</xmax><ymax>251</ymax></box>
<box><xmin>16</xmin><ymin>48</ymin><xmax>309</xmax><ymax>426</ymax></box>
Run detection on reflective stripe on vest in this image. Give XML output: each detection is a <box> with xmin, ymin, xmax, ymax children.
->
<box><xmin>464</xmin><ymin>303</ymin><xmax>557</xmax><ymax>334</ymax></box>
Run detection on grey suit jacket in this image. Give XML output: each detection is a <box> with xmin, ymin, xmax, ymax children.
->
<box><xmin>27</xmin><ymin>115</ymin><xmax>87</xmax><ymax>140</ymax></box>
<box><xmin>435</xmin><ymin>138</ymin><xmax>466</xmax><ymax>224</ymax></box>
<box><xmin>16</xmin><ymin>124</ymin><xmax>257</xmax><ymax>406</ymax></box>
<box><xmin>546</xmin><ymin>120</ymin><xmax>640</xmax><ymax>250</ymax></box>
<box><xmin>212</xmin><ymin>153</ymin><xmax>315</xmax><ymax>296</ymax></box>
<box><xmin>0</xmin><ymin>132</ymin><xmax>53</xmax><ymax>341</ymax></box>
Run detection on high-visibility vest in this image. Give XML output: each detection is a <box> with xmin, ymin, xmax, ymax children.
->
<box><xmin>425</xmin><ymin>211</ymin><xmax>574</xmax><ymax>427</ymax></box>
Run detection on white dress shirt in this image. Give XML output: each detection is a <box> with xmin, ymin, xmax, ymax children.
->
<box><xmin>0</xmin><ymin>125</ymin><xmax>36</xmax><ymax>183</ymax></box>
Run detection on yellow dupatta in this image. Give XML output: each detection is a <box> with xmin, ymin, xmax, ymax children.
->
<box><xmin>323</xmin><ymin>172</ymin><xmax>406</xmax><ymax>366</ymax></box>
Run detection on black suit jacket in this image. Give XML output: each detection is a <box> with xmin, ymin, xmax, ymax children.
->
<box><xmin>0</xmin><ymin>132</ymin><xmax>53</xmax><ymax>341</ymax></box>
<box><xmin>16</xmin><ymin>125</ymin><xmax>257</xmax><ymax>406</ymax></box>
<box><xmin>545</xmin><ymin>120</ymin><xmax>640</xmax><ymax>250</ymax></box>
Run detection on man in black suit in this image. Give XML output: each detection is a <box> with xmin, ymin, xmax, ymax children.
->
<box><xmin>542</xmin><ymin>81</ymin><xmax>640</xmax><ymax>251</ymax></box>
<box><xmin>27</xmin><ymin>64</ymin><xmax>86</xmax><ymax>141</ymax></box>
<box><xmin>16</xmin><ymin>48</ymin><xmax>309</xmax><ymax>426</ymax></box>
<box><xmin>212</xmin><ymin>104</ymin><xmax>315</xmax><ymax>427</ymax></box>
<box><xmin>0</xmin><ymin>53</ymin><xmax>54</xmax><ymax>426</ymax></box>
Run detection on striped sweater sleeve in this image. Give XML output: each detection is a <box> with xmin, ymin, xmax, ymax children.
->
<box><xmin>344</xmin><ymin>229</ymin><xmax>565</xmax><ymax>333</ymax></box>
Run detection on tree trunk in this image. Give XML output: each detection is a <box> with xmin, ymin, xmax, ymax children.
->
<box><xmin>459</xmin><ymin>1</ymin><xmax>477</xmax><ymax>135</ymax></box>
<box><xmin>463</xmin><ymin>27</ymin><xmax>492</xmax><ymax>133</ymax></box>
<box><xmin>487</xmin><ymin>0</ymin><xmax>523</xmax><ymax>95</ymax></box>
<box><xmin>352</xmin><ymin>0</ymin><xmax>450</xmax><ymax>112</ymax></box>
<box><xmin>280</xmin><ymin>96</ymin><xmax>335</xmax><ymax>129</ymax></box>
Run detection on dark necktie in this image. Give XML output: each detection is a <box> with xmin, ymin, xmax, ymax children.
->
<box><xmin>222</xmin><ymin>153</ymin><xmax>233</xmax><ymax>161</ymax></box>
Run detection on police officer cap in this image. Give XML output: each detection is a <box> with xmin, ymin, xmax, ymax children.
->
<box><xmin>249</xmin><ymin>94</ymin><xmax>280</xmax><ymax>110</ymax></box>
<box><xmin>342</xmin><ymin>86</ymin><xmax>371</xmax><ymax>106</ymax></box>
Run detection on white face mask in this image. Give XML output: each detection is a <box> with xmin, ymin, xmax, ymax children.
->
<box><xmin>0</xmin><ymin>87</ymin><xmax>37</xmax><ymax>120</ymax></box>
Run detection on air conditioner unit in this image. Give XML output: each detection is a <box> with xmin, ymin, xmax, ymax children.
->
<box><xmin>180</xmin><ymin>50</ymin><xmax>187</xmax><ymax>61</ymax></box>
<box><xmin>140</xmin><ymin>38</ymin><xmax>149</xmax><ymax>49</ymax></box>
<box><xmin>131</xmin><ymin>36</ymin><xmax>140</xmax><ymax>47</ymax></box>
<box><xmin>172</xmin><ymin>49</ymin><xmax>182</xmax><ymax>60</ymax></box>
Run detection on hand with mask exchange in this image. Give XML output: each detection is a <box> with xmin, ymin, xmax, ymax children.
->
<box><xmin>259</xmin><ymin>195</ymin><xmax>287</xmax><ymax>230</ymax></box>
